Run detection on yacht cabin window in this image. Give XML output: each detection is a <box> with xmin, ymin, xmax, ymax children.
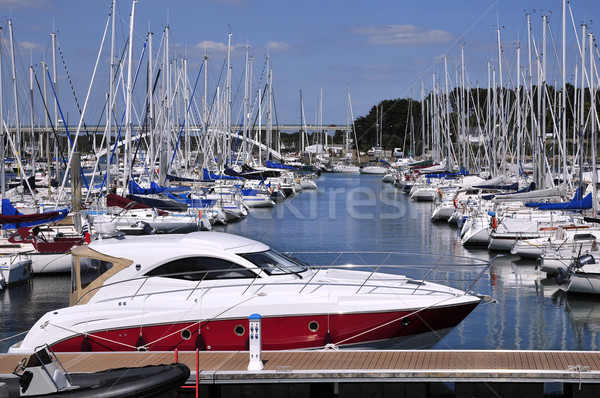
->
<box><xmin>144</xmin><ymin>256</ymin><xmax>256</xmax><ymax>281</ymax></box>
<box><xmin>239</xmin><ymin>250</ymin><xmax>308</xmax><ymax>276</ymax></box>
<box><xmin>80</xmin><ymin>258</ymin><xmax>114</xmax><ymax>289</ymax></box>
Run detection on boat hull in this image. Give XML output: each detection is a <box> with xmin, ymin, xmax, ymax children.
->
<box><xmin>23</xmin><ymin>301</ymin><xmax>479</xmax><ymax>353</ymax></box>
<box><xmin>568</xmin><ymin>273</ymin><xmax>600</xmax><ymax>295</ymax></box>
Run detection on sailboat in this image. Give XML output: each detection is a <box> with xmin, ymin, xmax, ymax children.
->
<box><xmin>360</xmin><ymin>105</ymin><xmax>388</xmax><ymax>175</ymax></box>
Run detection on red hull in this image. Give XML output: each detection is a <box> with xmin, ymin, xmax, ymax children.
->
<box><xmin>50</xmin><ymin>302</ymin><xmax>479</xmax><ymax>352</ymax></box>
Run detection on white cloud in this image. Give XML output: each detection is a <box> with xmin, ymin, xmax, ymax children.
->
<box><xmin>186</xmin><ymin>40</ymin><xmax>290</xmax><ymax>57</ymax></box>
<box><xmin>0</xmin><ymin>0</ymin><xmax>51</xmax><ymax>9</ymax></box>
<box><xmin>351</xmin><ymin>24</ymin><xmax>455</xmax><ymax>45</ymax></box>
<box><xmin>19</xmin><ymin>41</ymin><xmax>42</xmax><ymax>51</ymax></box>
<box><xmin>192</xmin><ymin>40</ymin><xmax>245</xmax><ymax>54</ymax></box>
<box><xmin>265</xmin><ymin>41</ymin><xmax>291</xmax><ymax>53</ymax></box>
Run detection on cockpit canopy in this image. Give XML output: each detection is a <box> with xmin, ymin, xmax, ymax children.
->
<box><xmin>70</xmin><ymin>243</ymin><xmax>308</xmax><ymax>306</ymax></box>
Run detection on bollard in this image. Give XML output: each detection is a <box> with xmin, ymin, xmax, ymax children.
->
<box><xmin>247</xmin><ymin>313</ymin><xmax>264</xmax><ymax>371</ymax></box>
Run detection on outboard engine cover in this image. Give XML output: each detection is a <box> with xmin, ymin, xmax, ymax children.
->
<box><xmin>554</xmin><ymin>267</ymin><xmax>570</xmax><ymax>286</ymax></box>
<box><xmin>574</xmin><ymin>254</ymin><xmax>595</xmax><ymax>269</ymax></box>
<box><xmin>135</xmin><ymin>221</ymin><xmax>156</xmax><ymax>235</ymax></box>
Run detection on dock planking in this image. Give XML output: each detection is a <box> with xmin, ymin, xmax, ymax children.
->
<box><xmin>2</xmin><ymin>349</ymin><xmax>600</xmax><ymax>384</ymax></box>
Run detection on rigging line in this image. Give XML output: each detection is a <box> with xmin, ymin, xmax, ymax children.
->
<box><xmin>0</xmin><ymin>330</ymin><xmax>29</xmax><ymax>342</ymax></box>
<box><xmin>44</xmin><ymin>67</ymin><xmax>92</xmax><ymax>195</ymax></box>
<box><xmin>142</xmin><ymin>294</ymin><xmax>260</xmax><ymax>348</ymax></box>
<box><xmin>126</xmin><ymin>43</ymin><xmax>153</xmax><ymax>182</ymax></box>
<box><xmin>55</xmin><ymin>37</ymin><xmax>94</xmax><ymax>154</ymax></box>
<box><xmin>333</xmin><ymin>294</ymin><xmax>463</xmax><ymax>347</ymax></box>
<box><xmin>48</xmin><ymin>321</ymin><xmax>138</xmax><ymax>350</ymax></box>
<box><xmin>45</xmin><ymin>68</ymin><xmax>74</xmax><ymax>149</ymax></box>
<box><xmin>98</xmin><ymin>39</ymin><xmax>146</xmax><ymax>193</ymax></box>
<box><xmin>165</xmin><ymin>62</ymin><xmax>204</xmax><ymax>183</ymax></box>
<box><xmin>33</xmin><ymin>72</ymin><xmax>68</xmax><ymax>169</ymax></box>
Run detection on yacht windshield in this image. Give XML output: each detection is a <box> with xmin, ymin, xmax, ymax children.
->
<box><xmin>80</xmin><ymin>257</ymin><xmax>114</xmax><ymax>289</ymax></box>
<box><xmin>239</xmin><ymin>250</ymin><xmax>308</xmax><ymax>276</ymax></box>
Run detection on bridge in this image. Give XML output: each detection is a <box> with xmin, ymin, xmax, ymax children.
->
<box><xmin>6</xmin><ymin>123</ymin><xmax>352</xmax><ymax>161</ymax></box>
<box><xmin>6</xmin><ymin>124</ymin><xmax>351</xmax><ymax>135</ymax></box>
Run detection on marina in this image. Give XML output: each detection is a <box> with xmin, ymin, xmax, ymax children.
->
<box><xmin>4</xmin><ymin>174</ymin><xmax>600</xmax><ymax>397</ymax></box>
<box><xmin>3</xmin><ymin>0</ymin><xmax>600</xmax><ymax>396</ymax></box>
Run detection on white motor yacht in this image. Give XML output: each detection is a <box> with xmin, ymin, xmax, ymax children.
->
<box><xmin>9</xmin><ymin>232</ymin><xmax>484</xmax><ymax>354</ymax></box>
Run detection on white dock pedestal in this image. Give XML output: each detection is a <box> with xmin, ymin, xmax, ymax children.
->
<box><xmin>247</xmin><ymin>313</ymin><xmax>264</xmax><ymax>371</ymax></box>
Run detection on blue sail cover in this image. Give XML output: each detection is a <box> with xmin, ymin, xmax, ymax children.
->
<box><xmin>162</xmin><ymin>191</ymin><xmax>217</xmax><ymax>208</ymax></box>
<box><xmin>265</xmin><ymin>161</ymin><xmax>297</xmax><ymax>170</ymax></box>
<box><xmin>1</xmin><ymin>199</ymin><xmax>69</xmax><ymax>230</ymax></box>
<box><xmin>525</xmin><ymin>186</ymin><xmax>583</xmax><ymax>208</ymax></box>
<box><xmin>129</xmin><ymin>180</ymin><xmax>190</xmax><ymax>195</ymax></box>
<box><xmin>534</xmin><ymin>192</ymin><xmax>593</xmax><ymax>210</ymax></box>
<box><xmin>203</xmin><ymin>169</ymin><xmax>241</xmax><ymax>180</ymax></box>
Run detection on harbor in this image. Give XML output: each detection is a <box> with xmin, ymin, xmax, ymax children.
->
<box><xmin>3</xmin><ymin>174</ymin><xmax>600</xmax><ymax>397</ymax></box>
<box><xmin>3</xmin><ymin>0</ymin><xmax>600</xmax><ymax>397</ymax></box>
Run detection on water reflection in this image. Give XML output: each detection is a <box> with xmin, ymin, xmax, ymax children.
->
<box><xmin>550</xmin><ymin>289</ymin><xmax>600</xmax><ymax>351</ymax></box>
<box><xmin>4</xmin><ymin>173</ymin><xmax>600</xmax><ymax>353</ymax></box>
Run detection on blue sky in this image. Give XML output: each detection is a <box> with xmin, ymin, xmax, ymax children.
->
<box><xmin>1</xmin><ymin>0</ymin><xmax>598</xmax><ymax>126</ymax></box>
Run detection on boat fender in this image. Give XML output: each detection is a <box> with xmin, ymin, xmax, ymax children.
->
<box><xmin>324</xmin><ymin>331</ymin><xmax>333</xmax><ymax>346</ymax></box>
<box><xmin>195</xmin><ymin>332</ymin><xmax>206</xmax><ymax>351</ymax></box>
<box><xmin>81</xmin><ymin>335</ymin><xmax>92</xmax><ymax>352</ymax></box>
<box><xmin>136</xmin><ymin>335</ymin><xmax>147</xmax><ymax>351</ymax></box>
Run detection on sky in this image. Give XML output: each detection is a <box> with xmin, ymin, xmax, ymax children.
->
<box><xmin>0</xmin><ymin>0</ymin><xmax>599</xmax><ymax>127</ymax></box>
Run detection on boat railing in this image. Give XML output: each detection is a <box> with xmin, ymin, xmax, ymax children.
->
<box><xmin>75</xmin><ymin>251</ymin><xmax>494</xmax><ymax>305</ymax></box>
<box><xmin>287</xmin><ymin>251</ymin><xmax>492</xmax><ymax>296</ymax></box>
<box><xmin>25</xmin><ymin>344</ymin><xmax>75</xmax><ymax>391</ymax></box>
<box><xmin>1</xmin><ymin>251</ymin><xmax>32</xmax><ymax>265</ymax></box>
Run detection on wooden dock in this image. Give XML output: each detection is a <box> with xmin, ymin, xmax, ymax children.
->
<box><xmin>2</xmin><ymin>350</ymin><xmax>600</xmax><ymax>397</ymax></box>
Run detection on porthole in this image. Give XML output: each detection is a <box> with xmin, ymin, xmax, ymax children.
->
<box><xmin>308</xmin><ymin>321</ymin><xmax>319</xmax><ymax>332</ymax></box>
<box><xmin>401</xmin><ymin>317</ymin><xmax>411</xmax><ymax>326</ymax></box>
<box><xmin>234</xmin><ymin>325</ymin><xmax>245</xmax><ymax>336</ymax></box>
<box><xmin>181</xmin><ymin>329</ymin><xmax>192</xmax><ymax>340</ymax></box>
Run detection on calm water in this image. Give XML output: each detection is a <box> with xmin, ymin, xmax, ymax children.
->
<box><xmin>2</xmin><ymin>173</ymin><xmax>600</xmax><ymax>352</ymax></box>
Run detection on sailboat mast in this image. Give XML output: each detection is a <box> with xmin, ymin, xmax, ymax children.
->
<box><xmin>0</xmin><ymin>27</ymin><xmax>5</xmax><ymax>201</ymax></box>
<box><xmin>202</xmin><ymin>52</ymin><xmax>208</xmax><ymax>169</ymax></box>
<box><xmin>29</xmin><ymin>66</ymin><xmax>36</xmax><ymax>177</ymax></box>
<box><xmin>579</xmin><ymin>24</ymin><xmax>587</xmax><ymax>188</ymax></box>
<box><xmin>589</xmin><ymin>32</ymin><xmax>597</xmax><ymax>215</ymax></box>
<box><xmin>41</xmin><ymin>61</ymin><xmax>51</xmax><ymax>199</ymax></box>
<box><xmin>242</xmin><ymin>46</ymin><xmax>250</xmax><ymax>161</ymax></box>
<box><xmin>124</xmin><ymin>0</ymin><xmax>137</xmax><ymax>189</ymax></box>
<box><xmin>461</xmin><ymin>44</ymin><xmax>467</xmax><ymax>170</ymax></box>
<box><xmin>225</xmin><ymin>32</ymin><xmax>232</xmax><ymax>166</ymax></box>
<box><xmin>496</xmin><ymin>27</ymin><xmax>505</xmax><ymax>175</ymax></box>
<box><xmin>258</xmin><ymin>87</ymin><xmax>262</xmax><ymax>164</ymax></box>
<box><xmin>541</xmin><ymin>15</ymin><xmax>548</xmax><ymax>187</ymax></box>
<box><xmin>300</xmin><ymin>90</ymin><xmax>306</xmax><ymax>154</ymax></box>
<box><xmin>421</xmin><ymin>81</ymin><xmax>426</xmax><ymax>159</ymax></box>
<box><xmin>561</xmin><ymin>0</ymin><xmax>568</xmax><ymax>185</ymax></box>
<box><xmin>106</xmin><ymin>0</ymin><xmax>116</xmax><ymax>190</ymax></box>
<box><xmin>266</xmin><ymin>56</ymin><xmax>272</xmax><ymax>162</ymax></box>
<box><xmin>8</xmin><ymin>20</ymin><xmax>22</xmax><ymax>190</ymax></box>
<box><xmin>148</xmin><ymin>31</ymin><xmax>154</xmax><ymax>176</ymax></box>
<box><xmin>516</xmin><ymin>43</ymin><xmax>521</xmax><ymax>177</ymax></box>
